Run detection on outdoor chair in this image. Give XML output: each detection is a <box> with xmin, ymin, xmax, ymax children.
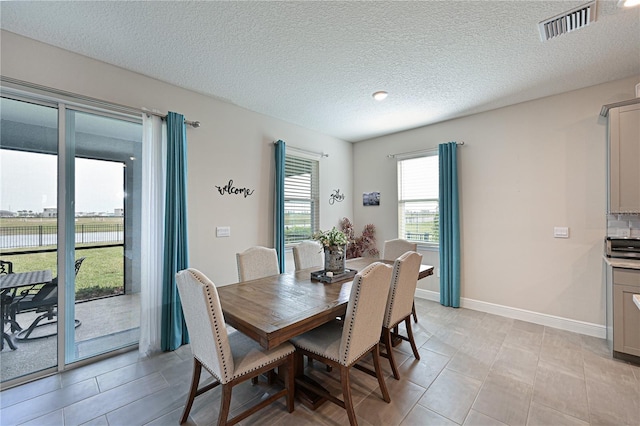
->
<box><xmin>9</xmin><ymin>257</ymin><xmax>85</xmax><ymax>340</ymax></box>
<box><xmin>176</xmin><ymin>268</ymin><xmax>295</xmax><ymax>425</ymax></box>
<box><xmin>290</xmin><ymin>262</ymin><xmax>392</xmax><ymax>426</ymax></box>
<box><xmin>380</xmin><ymin>251</ymin><xmax>422</xmax><ymax>380</ymax></box>
<box><xmin>1</xmin><ymin>260</ymin><xmax>19</xmax><ymax>349</ymax></box>
<box><xmin>292</xmin><ymin>240</ymin><xmax>323</xmax><ymax>271</ymax></box>
<box><xmin>382</xmin><ymin>239</ymin><xmax>419</xmax><ymax>323</ymax></box>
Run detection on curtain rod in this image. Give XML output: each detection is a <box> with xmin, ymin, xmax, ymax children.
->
<box><xmin>387</xmin><ymin>141</ymin><xmax>464</xmax><ymax>159</ymax></box>
<box><xmin>1</xmin><ymin>75</ymin><xmax>201</xmax><ymax>128</ymax></box>
<box><xmin>272</xmin><ymin>141</ymin><xmax>328</xmax><ymax>158</ymax></box>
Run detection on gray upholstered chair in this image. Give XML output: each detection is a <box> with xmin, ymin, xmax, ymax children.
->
<box><xmin>380</xmin><ymin>251</ymin><xmax>422</xmax><ymax>380</ymax></box>
<box><xmin>292</xmin><ymin>240</ymin><xmax>323</xmax><ymax>271</ymax></box>
<box><xmin>290</xmin><ymin>262</ymin><xmax>392</xmax><ymax>425</ymax></box>
<box><xmin>175</xmin><ymin>269</ymin><xmax>295</xmax><ymax>425</ymax></box>
<box><xmin>382</xmin><ymin>239</ymin><xmax>419</xmax><ymax>323</ymax></box>
<box><xmin>236</xmin><ymin>246</ymin><xmax>280</xmax><ymax>282</ymax></box>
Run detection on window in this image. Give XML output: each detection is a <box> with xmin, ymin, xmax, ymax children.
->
<box><xmin>284</xmin><ymin>155</ymin><xmax>319</xmax><ymax>244</ymax></box>
<box><xmin>398</xmin><ymin>153</ymin><xmax>439</xmax><ymax>244</ymax></box>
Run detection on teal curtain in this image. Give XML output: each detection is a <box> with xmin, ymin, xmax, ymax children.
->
<box><xmin>439</xmin><ymin>142</ymin><xmax>460</xmax><ymax>308</ymax></box>
<box><xmin>161</xmin><ymin>112</ymin><xmax>190</xmax><ymax>351</ymax></box>
<box><xmin>274</xmin><ymin>140</ymin><xmax>286</xmax><ymax>272</ymax></box>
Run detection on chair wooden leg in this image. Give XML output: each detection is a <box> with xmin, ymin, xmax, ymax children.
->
<box><xmin>180</xmin><ymin>358</ymin><xmax>203</xmax><ymax>424</ymax></box>
<box><xmin>405</xmin><ymin>317</ymin><xmax>420</xmax><ymax>360</ymax></box>
<box><xmin>340</xmin><ymin>365</ymin><xmax>358</xmax><ymax>426</ymax></box>
<box><xmin>412</xmin><ymin>301</ymin><xmax>418</xmax><ymax>323</ymax></box>
<box><xmin>286</xmin><ymin>353</ymin><xmax>295</xmax><ymax>413</ymax></box>
<box><xmin>218</xmin><ymin>384</ymin><xmax>233</xmax><ymax>426</ymax></box>
<box><xmin>382</xmin><ymin>327</ymin><xmax>400</xmax><ymax>380</ymax></box>
<box><xmin>371</xmin><ymin>345</ymin><xmax>391</xmax><ymax>403</ymax></box>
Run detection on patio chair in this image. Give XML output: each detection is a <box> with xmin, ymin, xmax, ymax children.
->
<box><xmin>9</xmin><ymin>257</ymin><xmax>85</xmax><ymax>340</ymax></box>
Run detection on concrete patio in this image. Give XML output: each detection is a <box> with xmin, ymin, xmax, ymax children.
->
<box><xmin>1</xmin><ymin>293</ymin><xmax>140</xmax><ymax>383</ymax></box>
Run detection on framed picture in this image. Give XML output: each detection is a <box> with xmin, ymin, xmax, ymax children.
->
<box><xmin>363</xmin><ymin>191</ymin><xmax>380</xmax><ymax>206</ymax></box>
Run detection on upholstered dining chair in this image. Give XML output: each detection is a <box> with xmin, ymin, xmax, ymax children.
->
<box><xmin>290</xmin><ymin>262</ymin><xmax>393</xmax><ymax>426</ymax></box>
<box><xmin>382</xmin><ymin>239</ymin><xmax>419</xmax><ymax>323</ymax></box>
<box><xmin>175</xmin><ymin>268</ymin><xmax>295</xmax><ymax>426</ymax></box>
<box><xmin>292</xmin><ymin>240</ymin><xmax>323</xmax><ymax>271</ymax></box>
<box><xmin>380</xmin><ymin>251</ymin><xmax>422</xmax><ymax>380</ymax></box>
<box><xmin>236</xmin><ymin>246</ymin><xmax>280</xmax><ymax>282</ymax></box>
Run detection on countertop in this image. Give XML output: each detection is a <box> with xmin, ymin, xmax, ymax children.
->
<box><xmin>603</xmin><ymin>256</ymin><xmax>640</xmax><ymax>270</ymax></box>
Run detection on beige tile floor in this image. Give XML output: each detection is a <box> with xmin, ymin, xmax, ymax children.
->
<box><xmin>1</xmin><ymin>299</ymin><xmax>639</xmax><ymax>425</ymax></box>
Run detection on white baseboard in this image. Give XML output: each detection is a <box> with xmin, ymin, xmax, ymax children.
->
<box><xmin>414</xmin><ymin>289</ymin><xmax>606</xmax><ymax>339</ymax></box>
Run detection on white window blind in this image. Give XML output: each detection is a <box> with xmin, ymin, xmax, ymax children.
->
<box><xmin>397</xmin><ymin>153</ymin><xmax>439</xmax><ymax>244</ymax></box>
<box><xmin>284</xmin><ymin>154</ymin><xmax>319</xmax><ymax>244</ymax></box>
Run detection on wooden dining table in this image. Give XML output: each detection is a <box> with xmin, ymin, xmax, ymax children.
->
<box><xmin>217</xmin><ymin>257</ymin><xmax>434</xmax><ymax>351</ymax></box>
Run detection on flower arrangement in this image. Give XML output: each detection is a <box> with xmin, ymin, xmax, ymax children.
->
<box><xmin>340</xmin><ymin>217</ymin><xmax>379</xmax><ymax>259</ymax></box>
<box><xmin>312</xmin><ymin>226</ymin><xmax>349</xmax><ymax>248</ymax></box>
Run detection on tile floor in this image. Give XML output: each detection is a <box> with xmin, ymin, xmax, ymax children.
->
<box><xmin>1</xmin><ymin>299</ymin><xmax>639</xmax><ymax>425</ymax></box>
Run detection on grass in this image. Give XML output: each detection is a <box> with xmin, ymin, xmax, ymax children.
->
<box><xmin>1</xmin><ymin>246</ymin><xmax>124</xmax><ymax>301</ymax></box>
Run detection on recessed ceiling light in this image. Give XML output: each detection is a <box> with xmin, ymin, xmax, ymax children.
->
<box><xmin>619</xmin><ymin>0</ymin><xmax>640</xmax><ymax>7</ymax></box>
<box><xmin>372</xmin><ymin>91</ymin><xmax>388</xmax><ymax>101</ymax></box>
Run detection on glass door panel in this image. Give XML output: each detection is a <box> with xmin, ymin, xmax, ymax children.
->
<box><xmin>67</xmin><ymin>110</ymin><xmax>142</xmax><ymax>363</ymax></box>
<box><xmin>0</xmin><ymin>97</ymin><xmax>59</xmax><ymax>382</ymax></box>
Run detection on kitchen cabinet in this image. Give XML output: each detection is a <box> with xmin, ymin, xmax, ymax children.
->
<box><xmin>612</xmin><ymin>267</ymin><xmax>640</xmax><ymax>359</ymax></box>
<box><xmin>608</xmin><ymin>103</ymin><xmax>640</xmax><ymax>214</ymax></box>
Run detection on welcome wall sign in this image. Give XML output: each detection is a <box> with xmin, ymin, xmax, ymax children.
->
<box><xmin>214</xmin><ymin>179</ymin><xmax>254</xmax><ymax>198</ymax></box>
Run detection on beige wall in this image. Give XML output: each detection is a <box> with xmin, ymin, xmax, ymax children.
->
<box><xmin>1</xmin><ymin>30</ymin><xmax>353</xmax><ymax>285</ymax></box>
<box><xmin>353</xmin><ymin>76</ymin><xmax>639</xmax><ymax>326</ymax></box>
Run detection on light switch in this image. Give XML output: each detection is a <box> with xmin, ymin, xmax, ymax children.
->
<box><xmin>553</xmin><ymin>227</ymin><xmax>569</xmax><ymax>238</ymax></box>
<box><xmin>216</xmin><ymin>226</ymin><xmax>231</xmax><ymax>237</ymax></box>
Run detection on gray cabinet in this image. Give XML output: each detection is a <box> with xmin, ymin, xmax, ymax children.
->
<box><xmin>612</xmin><ymin>268</ymin><xmax>640</xmax><ymax>358</ymax></box>
<box><xmin>608</xmin><ymin>103</ymin><xmax>640</xmax><ymax>213</ymax></box>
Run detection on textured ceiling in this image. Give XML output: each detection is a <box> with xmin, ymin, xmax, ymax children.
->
<box><xmin>1</xmin><ymin>1</ymin><xmax>639</xmax><ymax>142</ymax></box>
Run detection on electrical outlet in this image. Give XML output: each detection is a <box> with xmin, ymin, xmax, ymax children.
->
<box><xmin>216</xmin><ymin>226</ymin><xmax>230</xmax><ymax>237</ymax></box>
<box><xmin>553</xmin><ymin>227</ymin><xmax>569</xmax><ymax>238</ymax></box>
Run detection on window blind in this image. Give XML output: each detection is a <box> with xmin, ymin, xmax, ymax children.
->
<box><xmin>284</xmin><ymin>155</ymin><xmax>319</xmax><ymax>244</ymax></box>
<box><xmin>397</xmin><ymin>154</ymin><xmax>439</xmax><ymax>244</ymax></box>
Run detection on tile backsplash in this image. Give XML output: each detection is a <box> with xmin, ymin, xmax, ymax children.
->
<box><xmin>607</xmin><ymin>213</ymin><xmax>640</xmax><ymax>238</ymax></box>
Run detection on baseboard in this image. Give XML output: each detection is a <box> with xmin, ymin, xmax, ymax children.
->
<box><xmin>414</xmin><ymin>289</ymin><xmax>606</xmax><ymax>339</ymax></box>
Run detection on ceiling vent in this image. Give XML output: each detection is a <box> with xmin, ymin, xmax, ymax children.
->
<box><xmin>539</xmin><ymin>1</ymin><xmax>597</xmax><ymax>41</ymax></box>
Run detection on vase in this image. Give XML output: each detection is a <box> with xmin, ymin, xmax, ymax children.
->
<box><xmin>324</xmin><ymin>245</ymin><xmax>346</xmax><ymax>274</ymax></box>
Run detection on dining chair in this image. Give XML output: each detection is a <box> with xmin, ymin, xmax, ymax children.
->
<box><xmin>380</xmin><ymin>251</ymin><xmax>422</xmax><ymax>380</ymax></box>
<box><xmin>382</xmin><ymin>239</ymin><xmax>419</xmax><ymax>323</ymax></box>
<box><xmin>290</xmin><ymin>262</ymin><xmax>392</xmax><ymax>426</ymax></box>
<box><xmin>175</xmin><ymin>268</ymin><xmax>295</xmax><ymax>426</ymax></box>
<box><xmin>292</xmin><ymin>240</ymin><xmax>323</xmax><ymax>271</ymax></box>
<box><xmin>236</xmin><ymin>246</ymin><xmax>280</xmax><ymax>281</ymax></box>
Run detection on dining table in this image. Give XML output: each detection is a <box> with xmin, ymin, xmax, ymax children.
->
<box><xmin>217</xmin><ymin>257</ymin><xmax>434</xmax><ymax>351</ymax></box>
<box><xmin>217</xmin><ymin>257</ymin><xmax>433</xmax><ymax>409</ymax></box>
<box><xmin>0</xmin><ymin>269</ymin><xmax>52</xmax><ymax>350</ymax></box>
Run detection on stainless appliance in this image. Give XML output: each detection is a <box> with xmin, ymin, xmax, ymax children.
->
<box><xmin>605</xmin><ymin>237</ymin><xmax>640</xmax><ymax>259</ymax></box>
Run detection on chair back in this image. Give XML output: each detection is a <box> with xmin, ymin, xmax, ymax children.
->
<box><xmin>0</xmin><ymin>260</ymin><xmax>13</xmax><ymax>275</ymax></box>
<box><xmin>176</xmin><ymin>269</ymin><xmax>234</xmax><ymax>383</ymax></box>
<box><xmin>35</xmin><ymin>257</ymin><xmax>86</xmax><ymax>304</ymax></box>
<box><xmin>292</xmin><ymin>240</ymin><xmax>323</xmax><ymax>271</ymax></box>
<box><xmin>236</xmin><ymin>246</ymin><xmax>280</xmax><ymax>281</ymax></box>
<box><xmin>382</xmin><ymin>239</ymin><xmax>417</xmax><ymax>261</ymax></box>
<box><xmin>339</xmin><ymin>262</ymin><xmax>392</xmax><ymax>366</ymax></box>
<box><xmin>384</xmin><ymin>251</ymin><xmax>422</xmax><ymax>328</ymax></box>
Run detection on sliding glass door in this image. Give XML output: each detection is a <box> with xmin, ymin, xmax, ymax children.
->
<box><xmin>0</xmin><ymin>95</ymin><xmax>142</xmax><ymax>386</ymax></box>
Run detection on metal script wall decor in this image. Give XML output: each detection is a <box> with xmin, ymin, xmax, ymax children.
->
<box><xmin>329</xmin><ymin>189</ymin><xmax>345</xmax><ymax>205</ymax></box>
<box><xmin>215</xmin><ymin>179</ymin><xmax>255</xmax><ymax>198</ymax></box>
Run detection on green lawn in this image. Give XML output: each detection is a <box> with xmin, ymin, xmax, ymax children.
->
<box><xmin>1</xmin><ymin>246</ymin><xmax>124</xmax><ymax>300</ymax></box>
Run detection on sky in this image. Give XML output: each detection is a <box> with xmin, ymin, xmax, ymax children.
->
<box><xmin>0</xmin><ymin>150</ymin><xmax>124</xmax><ymax>214</ymax></box>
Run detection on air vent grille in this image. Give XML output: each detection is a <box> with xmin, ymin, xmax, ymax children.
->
<box><xmin>539</xmin><ymin>1</ymin><xmax>597</xmax><ymax>41</ymax></box>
